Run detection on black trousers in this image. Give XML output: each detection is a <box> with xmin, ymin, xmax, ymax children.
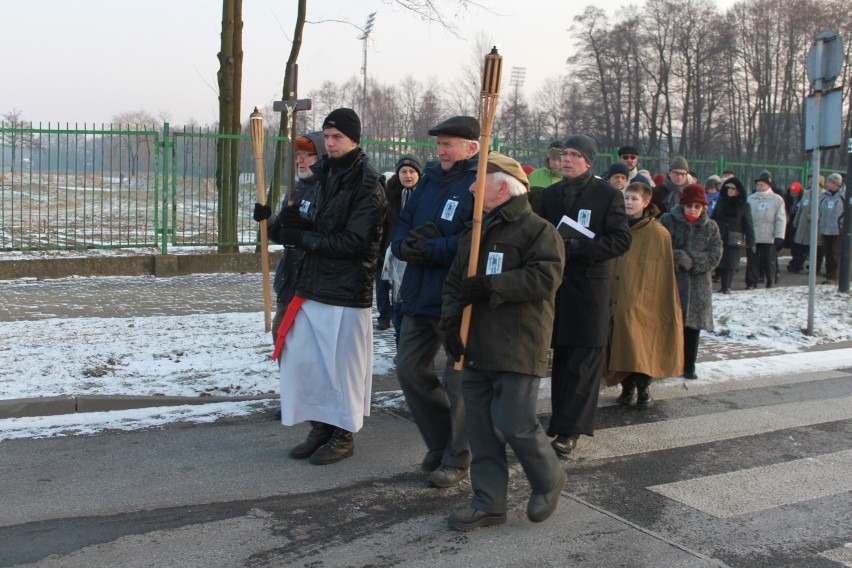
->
<box><xmin>683</xmin><ymin>327</ymin><xmax>701</xmax><ymax>375</ymax></box>
<box><xmin>746</xmin><ymin>243</ymin><xmax>777</xmax><ymax>287</ymax></box>
<box><xmin>548</xmin><ymin>346</ymin><xmax>604</xmax><ymax>437</ymax></box>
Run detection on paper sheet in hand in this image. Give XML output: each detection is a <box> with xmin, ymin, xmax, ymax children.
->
<box><xmin>556</xmin><ymin>215</ymin><xmax>595</xmax><ymax>239</ymax></box>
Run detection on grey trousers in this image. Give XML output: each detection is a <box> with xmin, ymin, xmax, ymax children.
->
<box><xmin>396</xmin><ymin>314</ymin><xmax>470</xmax><ymax>469</ymax></box>
<box><xmin>462</xmin><ymin>369</ymin><xmax>563</xmax><ymax>514</ymax></box>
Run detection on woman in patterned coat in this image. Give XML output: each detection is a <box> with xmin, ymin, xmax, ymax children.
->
<box><xmin>660</xmin><ymin>184</ymin><xmax>722</xmax><ymax>380</ymax></box>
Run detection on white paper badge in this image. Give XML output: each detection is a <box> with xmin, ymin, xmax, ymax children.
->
<box><xmin>441</xmin><ymin>200</ymin><xmax>459</xmax><ymax>221</ymax></box>
<box><xmin>577</xmin><ymin>209</ymin><xmax>591</xmax><ymax>227</ymax></box>
<box><xmin>299</xmin><ymin>201</ymin><xmax>311</xmax><ymax>214</ymax></box>
<box><xmin>759</xmin><ymin>202</ymin><xmax>767</xmax><ymax>210</ymax></box>
<box><xmin>828</xmin><ymin>201</ymin><xmax>835</xmax><ymax>209</ymax></box>
<box><xmin>486</xmin><ymin>252</ymin><xmax>504</xmax><ymax>275</ymax></box>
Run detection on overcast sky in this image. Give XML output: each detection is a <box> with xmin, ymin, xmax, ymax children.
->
<box><xmin>1</xmin><ymin>0</ymin><xmax>736</xmax><ymax>127</ymax></box>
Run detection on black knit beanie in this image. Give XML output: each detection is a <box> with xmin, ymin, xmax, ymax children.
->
<box><xmin>322</xmin><ymin>108</ymin><xmax>361</xmax><ymax>143</ymax></box>
<box><xmin>563</xmin><ymin>134</ymin><xmax>597</xmax><ymax>165</ymax></box>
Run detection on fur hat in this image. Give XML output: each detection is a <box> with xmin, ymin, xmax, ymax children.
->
<box><xmin>562</xmin><ymin>134</ymin><xmax>597</xmax><ymax>165</ymax></box>
<box><xmin>680</xmin><ymin>183</ymin><xmax>709</xmax><ymax>206</ymax></box>
<box><xmin>428</xmin><ymin>116</ymin><xmax>480</xmax><ymax>139</ymax></box>
<box><xmin>322</xmin><ymin>108</ymin><xmax>361</xmax><ymax>143</ymax></box>
<box><xmin>395</xmin><ymin>154</ymin><xmax>423</xmax><ymax>176</ymax></box>
<box><xmin>618</xmin><ymin>145</ymin><xmax>639</xmax><ymax>157</ymax></box>
<box><xmin>705</xmin><ymin>175</ymin><xmax>722</xmax><ymax>189</ymax></box>
<box><xmin>669</xmin><ymin>156</ymin><xmax>689</xmax><ymax>172</ymax></box>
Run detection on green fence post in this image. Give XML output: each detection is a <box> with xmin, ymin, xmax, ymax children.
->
<box><xmin>160</xmin><ymin>122</ymin><xmax>170</xmax><ymax>254</ymax></box>
<box><xmin>718</xmin><ymin>154</ymin><xmax>725</xmax><ymax>176</ymax></box>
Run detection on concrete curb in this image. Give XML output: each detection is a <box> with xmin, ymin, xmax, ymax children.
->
<box><xmin>0</xmin><ymin>394</ymin><xmax>278</xmax><ymax>420</ymax></box>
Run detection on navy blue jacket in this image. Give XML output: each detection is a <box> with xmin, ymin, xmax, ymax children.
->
<box><xmin>391</xmin><ymin>157</ymin><xmax>477</xmax><ymax>318</ymax></box>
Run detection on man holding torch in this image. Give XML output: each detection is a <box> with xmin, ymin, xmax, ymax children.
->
<box><xmin>442</xmin><ymin>151</ymin><xmax>567</xmax><ymax>531</ymax></box>
<box><xmin>272</xmin><ymin>108</ymin><xmax>387</xmax><ymax>465</ymax></box>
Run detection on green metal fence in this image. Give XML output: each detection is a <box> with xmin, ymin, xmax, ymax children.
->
<box><xmin>1</xmin><ymin>122</ymin><xmax>842</xmax><ymax>253</ymax></box>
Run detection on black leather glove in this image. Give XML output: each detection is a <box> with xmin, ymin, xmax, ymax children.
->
<box><xmin>410</xmin><ymin>222</ymin><xmax>442</xmax><ymax>240</ymax></box>
<box><xmin>253</xmin><ymin>203</ymin><xmax>271</xmax><ymax>222</ymax></box>
<box><xmin>281</xmin><ymin>206</ymin><xmax>309</xmax><ymax>230</ymax></box>
<box><xmin>460</xmin><ymin>275</ymin><xmax>492</xmax><ymax>306</ymax></box>
<box><xmin>442</xmin><ymin>317</ymin><xmax>465</xmax><ymax>363</ymax></box>
<box><xmin>564</xmin><ymin>238</ymin><xmax>580</xmax><ymax>260</ymax></box>
<box><xmin>775</xmin><ymin>237</ymin><xmax>784</xmax><ymax>251</ymax></box>
<box><xmin>399</xmin><ymin>232</ymin><xmax>429</xmax><ymax>265</ymax></box>
<box><xmin>281</xmin><ymin>227</ymin><xmax>302</xmax><ymax>247</ymax></box>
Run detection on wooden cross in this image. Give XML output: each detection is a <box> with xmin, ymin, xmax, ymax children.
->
<box><xmin>273</xmin><ymin>64</ymin><xmax>312</xmax><ymax>206</ymax></box>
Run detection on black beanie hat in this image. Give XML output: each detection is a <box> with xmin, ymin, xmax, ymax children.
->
<box><xmin>322</xmin><ymin>108</ymin><xmax>361</xmax><ymax>143</ymax></box>
<box><xmin>618</xmin><ymin>145</ymin><xmax>639</xmax><ymax>156</ymax></box>
<box><xmin>563</xmin><ymin>134</ymin><xmax>597</xmax><ymax>165</ymax></box>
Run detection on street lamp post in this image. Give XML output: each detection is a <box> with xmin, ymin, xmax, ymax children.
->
<box><xmin>509</xmin><ymin>67</ymin><xmax>526</xmax><ymax>153</ymax></box>
<box><xmin>359</xmin><ymin>12</ymin><xmax>376</xmax><ymax>134</ymax></box>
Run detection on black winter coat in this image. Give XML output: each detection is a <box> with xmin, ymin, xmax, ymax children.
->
<box><xmin>711</xmin><ymin>189</ymin><xmax>755</xmax><ymax>271</ymax></box>
<box><xmin>268</xmin><ymin>176</ymin><xmax>319</xmax><ymax>305</ymax></box>
<box><xmin>534</xmin><ymin>171</ymin><xmax>632</xmax><ymax>347</ymax></box>
<box><xmin>294</xmin><ymin>147</ymin><xmax>387</xmax><ymax>308</ymax></box>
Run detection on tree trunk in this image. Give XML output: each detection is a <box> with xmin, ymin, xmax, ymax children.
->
<box><xmin>216</xmin><ymin>0</ymin><xmax>243</xmax><ymax>253</ymax></box>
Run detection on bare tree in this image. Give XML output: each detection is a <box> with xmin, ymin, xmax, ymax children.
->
<box><xmin>1</xmin><ymin>109</ymin><xmax>42</xmax><ymax>178</ymax></box>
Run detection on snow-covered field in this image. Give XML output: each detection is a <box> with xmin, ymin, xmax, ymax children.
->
<box><xmin>0</xmin><ymin>282</ymin><xmax>849</xmax><ymax>441</ymax></box>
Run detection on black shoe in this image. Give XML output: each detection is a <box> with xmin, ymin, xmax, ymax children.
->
<box><xmin>309</xmin><ymin>428</ymin><xmax>354</xmax><ymax>465</ymax></box>
<box><xmin>448</xmin><ymin>507</ymin><xmax>507</xmax><ymax>532</ymax></box>
<box><xmin>636</xmin><ymin>384</ymin><xmax>653</xmax><ymax>407</ymax></box>
<box><xmin>528</xmin><ymin>471</ymin><xmax>566</xmax><ymax>523</ymax></box>
<box><xmin>376</xmin><ymin>321</ymin><xmax>391</xmax><ymax>331</ymax></box>
<box><xmin>429</xmin><ymin>464</ymin><xmax>468</xmax><ymax>488</ymax></box>
<box><xmin>420</xmin><ymin>449</ymin><xmax>443</xmax><ymax>472</ymax></box>
<box><xmin>682</xmin><ymin>371</ymin><xmax>698</xmax><ymax>380</ymax></box>
<box><xmin>616</xmin><ymin>383</ymin><xmax>635</xmax><ymax>406</ymax></box>
<box><xmin>551</xmin><ymin>434</ymin><xmax>579</xmax><ymax>459</ymax></box>
<box><xmin>289</xmin><ymin>421</ymin><xmax>334</xmax><ymax>459</ymax></box>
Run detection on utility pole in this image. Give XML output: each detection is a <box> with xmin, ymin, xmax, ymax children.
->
<box><xmin>359</xmin><ymin>12</ymin><xmax>376</xmax><ymax>135</ymax></box>
<box><xmin>509</xmin><ymin>67</ymin><xmax>526</xmax><ymax>153</ymax></box>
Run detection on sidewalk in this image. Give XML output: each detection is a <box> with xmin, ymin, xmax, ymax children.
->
<box><xmin>1</xmin><ymin>253</ymin><xmax>848</xmax><ymax>421</ymax></box>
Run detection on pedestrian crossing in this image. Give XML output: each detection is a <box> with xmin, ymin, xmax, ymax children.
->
<box><xmin>559</xmin><ymin>367</ymin><xmax>852</xmax><ymax>567</ymax></box>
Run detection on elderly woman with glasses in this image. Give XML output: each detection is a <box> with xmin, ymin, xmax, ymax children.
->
<box><xmin>710</xmin><ymin>178</ymin><xmax>755</xmax><ymax>294</ymax></box>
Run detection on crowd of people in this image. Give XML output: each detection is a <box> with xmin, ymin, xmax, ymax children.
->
<box><xmin>253</xmin><ymin>108</ymin><xmax>847</xmax><ymax>531</ymax></box>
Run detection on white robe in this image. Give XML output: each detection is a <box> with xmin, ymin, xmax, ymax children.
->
<box><xmin>279</xmin><ymin>299</ymin><xmax>373</xmax><ymax>432</ymax></box>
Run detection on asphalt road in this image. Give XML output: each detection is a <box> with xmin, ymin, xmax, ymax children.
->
<box><xmin>2</xmin><ymin>367</ymin><xmax>850</xmax><ymax>567</ymax></box>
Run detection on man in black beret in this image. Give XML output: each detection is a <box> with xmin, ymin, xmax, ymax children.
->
<box><xmin>533</xmin><ymin>134</ymin><xmax>632</xmax><ymax>459</ymax></box>
<box><xmin>391</xmin><ymin>115</ymin><xmax>480</xmax><ymax>489</ymax></box>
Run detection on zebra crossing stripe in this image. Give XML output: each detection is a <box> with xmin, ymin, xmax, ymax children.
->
<box><xmin>647</xmin><ymin>449</ymin><xmax>852</xmax><ymax>518</ymax></box>
<box><xmin>584</xmin><ymin>395</ymin><xmax>852</xmax><ymax>461</ymax></box>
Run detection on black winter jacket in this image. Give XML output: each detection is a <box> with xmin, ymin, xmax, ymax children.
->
<box><xmin>294</xmin><ymin>147</ymin><xmax>387</xmax><ymax>308</ymax></box>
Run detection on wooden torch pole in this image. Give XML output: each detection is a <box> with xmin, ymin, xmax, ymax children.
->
<box><xmin>455</xmin><ymin>47</ymin><xmax>502</xmax><ymax>371</ymax></box>
<box><xmin>250</xmin><ymin>107</ymin><xmax>273</xmax><ymax>333</ymax></box>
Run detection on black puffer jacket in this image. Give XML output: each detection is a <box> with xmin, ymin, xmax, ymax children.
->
<box><xmin>294</xmin><ymin>147</ymin><xmax>387</xmax><ymax>308</ymax></box>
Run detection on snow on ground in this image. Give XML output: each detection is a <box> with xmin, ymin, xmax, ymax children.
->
<box><xmin>0</xmin><ymin>283</ymin><xmax>849</xmax><ymax>441</ymax></box>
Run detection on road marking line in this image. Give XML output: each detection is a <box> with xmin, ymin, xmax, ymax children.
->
<box><xmin>647</xmin><ymin>449</ymin><xmax>852</xmax><ymax>518</ymax></box>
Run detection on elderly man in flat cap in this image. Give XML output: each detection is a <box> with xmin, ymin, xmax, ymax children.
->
<box><xmin>533</xmin><ymin>134</ymin><xmax>632</xmax><ymax>459</ymax></box>
<box><xmin>441</xmin><ymin>151</ymin><xmax>566</xmax><ymax>531</ymax></box>
<box><xmin>391</xmin><ymin>115</ymin><xmax>480</xmax><ymax>489</ymax></box>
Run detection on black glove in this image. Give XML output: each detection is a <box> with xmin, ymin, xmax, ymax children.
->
<box><xmin>460</xmin><ymin>275</ymin><xmax>492</xmax><ymax>306</ymax></box>
<box><xmin>442</xmin><ymin>317</ymin><xmax>465</xmax><ymax>363</ymax></box>
<box><xmin>564</xmin><ymin>238</ymin><xmax>580</xmax><ymax>260</ymax></box>
<box><xmin>775</xmin><ymin>237</ymin><xmax>784</xmax><ymax>251</ymax></box>
<box><xmin>410</xmin><ymin>222</ymin><xmax>442</xmax><ymax>240</ymax></box>
<box><xmin>281</xmin><ymin>206</ymin><xmax>310</xmax><ymax>230</ymax></box>
<box><xmin>281</xmin><ymin>227</ymin><xmax>302</xmax><ymax>247</ymax></box>
<box><xmin>399</xmin><ymin>232</ymin><xmax>429</xmax><ymax>264</ymax></box>
<box><xmin>253</xmin><ymin>203</ymin><xmax>271</xmax><ymax>222</ymax></box>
